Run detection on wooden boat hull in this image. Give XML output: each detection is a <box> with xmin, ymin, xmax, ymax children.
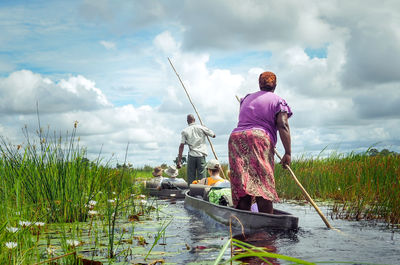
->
<box><xmin>184</xmin><ymin>191</ymin><xmax>298</xmax><ymax>230</ymax></box>
<box><xmin>148</xmin><ymin>188</ymin><xmax>187</xmax><ymax>199</ymax></box>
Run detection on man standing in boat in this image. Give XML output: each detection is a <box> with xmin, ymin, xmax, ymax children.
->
<box><xmin>177</xmin><ymin>114</ymin><xmax>216</xmax><ymax>184</ymax></box>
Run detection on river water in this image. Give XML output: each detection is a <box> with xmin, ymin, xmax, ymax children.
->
<box><xmin>141</xmin><ymin>198</ymin><xmax>399</xmax><ymax>265</ymax></box>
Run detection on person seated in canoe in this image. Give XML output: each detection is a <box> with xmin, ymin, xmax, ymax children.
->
<box><xmin>161</xmin><ymin>165</ymin><xmax>188</xmax><ymax>189</ymax></box>
<box><xmin>146</xmin><ymin>166</ymin><xmax>164</xmax><ymax>190</ymax></box>
<box><xmin>192</xmin><ymin>159</ymin><xmax>230</xmax><ymax>187</ymax></box>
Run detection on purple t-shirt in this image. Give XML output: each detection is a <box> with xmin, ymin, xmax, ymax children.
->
<box><xmin>232</xmin><ymin>91</ymin><xmax>292</xmax><ymax>146</ymax></box>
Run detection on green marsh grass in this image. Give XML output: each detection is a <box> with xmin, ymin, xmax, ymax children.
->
<box><xmin>0</xmin><ymin>125</ymin><xmax>115</xmax><ymax>224</ymax></box>
<box><xmin>275</xmin><ymin>151</ymin><xmax>400</xmax><ymax>225</ymax></box>
<box><xmin>0</xmin><ymin>124</ymin><xmax>156</xmax><ymax>264</ymax></box>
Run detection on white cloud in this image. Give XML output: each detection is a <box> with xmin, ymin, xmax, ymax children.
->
<box><xmin>1</xmin><ymin>0</ymin><xmax>399</xmax><ymax>167</ymax></box>
<box><xmin>153</xmin><ymin>31</ymin><xmax>179</xmax><ymax>54</ymax></box>
<box><xmin>99</xmin><ymin>40</ymin><xmax>116</xmax><ymax>50</ymax></box>
<box><xmin>3</xmin><ymin>29</ymin><xmax>397</xmax><ymax>166</ymax></box>
<box><xmin>0</xmin><ymin>70</ymin><xmax>111</xmax><ymax>114</ymax></box>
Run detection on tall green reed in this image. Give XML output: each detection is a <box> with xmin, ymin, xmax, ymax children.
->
<box><xmin>0</xmin><ymin>124</ymin><xmax>114</xmax><ymax>224</ymax></box>
<box><xmin>0</xmin><ymin>120</ymin><xmax>158</xmax><ymax>264</ymax></box>
<box><xmin>107</xmin><ymin>143</ymin><xmax>130</xmax><ymax>259</ymax></box>
<box><xmin>275</xmin><ymin>151</ymin><xmax>400</xmax><ymax>225</ymax></box>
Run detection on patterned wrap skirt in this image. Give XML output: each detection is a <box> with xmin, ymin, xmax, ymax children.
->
<box><xmin>228</xmin><ymin>129</ymin><xmax>279</xmax><ymax>207</ymax></box>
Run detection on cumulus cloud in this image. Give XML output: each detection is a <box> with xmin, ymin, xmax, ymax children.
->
<box><xmin>155</xmin><ymin>36</ymin><xmax>245</xmax><ymax>129</ymax></box>
<box><xmin>1</xmin><ymin>0</ymin><xmax>399</xmax><ymax>166</ymax></box>
<box><xmin>78</xmin><ymin>0</ymin><xmax>339</xmax><ymax>51</ymax></box>
<box><xmin>79</xmin><ymin>0</ymin><xmax>400</xmax><ymax>90</ymax></box>
<box><xmin>0</xmin><ymin>70</ymin><xmax>111</xmax><ymax>114</ymax></box>
<box><xmin>154</xmin><ymin>27</ymin><xmax>399</xmax><ymax>160</ymax></box>
<box><xmin>153</xmin><ymin>31</ymin><xmax>180</xmax><ymax>54</ymax></box>
<box><xmin>177</xmin><ymin>1</ymin><xmax>337</xmax><ymax>51</ymax></box>
<box><xmin>317</xmin><ymin>1</ymin><xmax>400</xmax><ymax>88</ymax></box>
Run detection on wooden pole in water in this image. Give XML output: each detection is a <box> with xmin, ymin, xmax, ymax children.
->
<box><xmin>235</xmin><ymin>95</ymin><xmax>333</xmax><ymax>229</ymax></box>
<box><xmin>274</xmin><ymin>150</ymin><xmax>333</xmax><ymax>229</ymax></box>
<box><xmin>168</xmin><ymin>58</ymin><xmax>228</xmax><ymax>180</ymax></box>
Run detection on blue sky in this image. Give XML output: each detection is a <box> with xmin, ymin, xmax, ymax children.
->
<box><xmin>0</xmin><ymin>0</ymin><xmax>399</xmax><ymax>166</ymax></box>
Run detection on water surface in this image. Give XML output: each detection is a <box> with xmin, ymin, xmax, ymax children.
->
<box><xmin>147</xmin><ymin>199</ymin><xmax>399</xmax><ymax>264</ymax></box>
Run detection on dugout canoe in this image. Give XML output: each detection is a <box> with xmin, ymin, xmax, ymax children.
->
<box><xmin>148</xmin><ymin>188</ymin><xmax>187</xmax><ymax>199</ymax></box>
<box><xmin>184</xmin><ymin>190</ymin><xmax>299</xmax><ymax>230</ymax></box>
<box><xmin>145</xmin><ymin>179</ymin><xmax>188</xmax><ymax>199</ymax></box>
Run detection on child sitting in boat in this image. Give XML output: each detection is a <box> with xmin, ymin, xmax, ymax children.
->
<box><xmin>192</xmin><ymin>159</ymin><xmax>230</xmax><ymax>187</ymax></box>
<box><xmin>161</xmin><ymin>165</ymin><xmax>188</xmax><ymax>189</ymax></box>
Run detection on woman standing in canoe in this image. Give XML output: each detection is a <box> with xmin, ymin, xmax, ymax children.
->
<box><xmin>229</xmin><ymin>71</ymin><xmax>292</xmax><ymax>214</ymax></box>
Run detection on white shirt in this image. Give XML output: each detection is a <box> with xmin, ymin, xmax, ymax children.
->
<box><xmin>163</xmin><ymin>177</ymin><xmax>188</xmax><ymax>185</ymax></box>
<box><xmin>181</xmin><ymin>123</ymin><xmax>215</xmax><ymax>157</ymax></box>
<box><xmin>147</xmin><ymin>176</ymin><xmax>164</xmax><ymax>188</ymax></box>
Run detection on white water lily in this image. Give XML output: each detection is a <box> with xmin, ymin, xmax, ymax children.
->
<box><xmin>66</xmin><ymin>239</ymin><xmax>80</xmax><ymax>247</ymax></box>
<box><xmin>6</xmin><ymin>227</ymin><xmax>19</xmax><ymax>233</ymax></box>
<box><xmin>5</xmin><ymin>242</ymin><xmax>17</xmax><ymax>249</ymax></box>
<box><xmin>35</xmin><ymin>222</ymin><xmax>45</xmax><ymax>227</ymax></box>
<box><xmin>88</xmin><ymin>210</ymin><xmax>98</xmax><ymax>216</ymax></box>
<box><xmin>46</xmin><ymin>246</ymin><xmax>56</xmax><ymax>255</ymax></box>
<box><xmin>19</xmin><ymin>221</ymin><xmax>31</xmax><ymax>227</ymax></box>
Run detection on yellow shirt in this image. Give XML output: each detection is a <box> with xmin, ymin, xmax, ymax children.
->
<box><xmin>206</xmin><ymin>177</ymin><xmax>223</xmax><ymax>186</ymax></box>
<box><xmin>192</xmin><ymin>176</ymin><xmax>224</xmax><ymax>186</ymax></box>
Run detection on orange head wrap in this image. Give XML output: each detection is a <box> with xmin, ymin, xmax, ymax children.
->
<box><xmin>259</xmin><ymin>71</ymin><xmax>276</xmax><ymax>90</ymax></box>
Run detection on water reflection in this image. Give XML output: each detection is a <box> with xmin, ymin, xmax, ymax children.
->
<box><xmin>181</xmin><ymin>200</ymin><xmax>302</xmax><ymax>264</ymax></box>
<box><xmin>232</xmin><ymin>229</ymin><xmax>299</xmax><ymax>265</ymax></box>
<box><xmin>182</xmin><ymin>210</ymin><xmax>230</xmax><ymax>263</ymax></box>
<box><xmin>234</xmin><ymin>230</ymin><xmax>279</xmax><ymax>265</ymax></box>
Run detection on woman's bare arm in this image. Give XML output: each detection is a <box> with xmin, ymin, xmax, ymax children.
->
<box><xmin>276</xmin><ymin>112</ymin><xmax>291</xmax><ymax>167</ymax></box>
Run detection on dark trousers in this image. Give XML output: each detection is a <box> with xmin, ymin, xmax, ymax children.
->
<box><xmin>187</xmin><ymin>155</ymin><xmax>206</xmax><ymax>184</ymax></box>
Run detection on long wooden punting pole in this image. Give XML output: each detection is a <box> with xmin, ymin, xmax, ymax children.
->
<box><xmin>274</xmin><ymin>150</ymin><xmax>333</xmax><ymax>229</ymax></box>
<box><xmin>168</xmin><ymin>58</ymin><xmax>228</xmax><ymax>180</ymax></box>
<box><xmin>236</xmin><ymin>95</ymin><xmax>333</xmax><ymax>229</ymax></box>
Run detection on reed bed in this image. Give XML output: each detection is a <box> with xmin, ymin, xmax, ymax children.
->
<box><xmin>0</xmin><ymin>126</ymin><xmax>115</xmax><ymax>224</ymax></box>
<box><xmin>275</xmin><ymin>151</ymin><xmax>400</xmax><ymax>225</ymax></box>
<box><xmin>0</xmin><ymin>125</ymin><xmax>154</xmax><ymax>264</ymax></box>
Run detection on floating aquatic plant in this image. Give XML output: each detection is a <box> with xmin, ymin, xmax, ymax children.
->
<box><xmin>6</xmin><ymin>227</ymin><xmax>19</xmax><ymax>233</ymax></box>
<box><xmin>66</xmin><ymin>239</ymin><xmax>80</xmax><ymax>248</ymax></box>
<box><xmin>5</xmin><ymin>242</ymin><xmax>18</xmax><ymax>249</ymax></box>
<box><xmin>34</xmin><ymin>222</ymin><xmax>45</xmax><ymax>227</ymax></box>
